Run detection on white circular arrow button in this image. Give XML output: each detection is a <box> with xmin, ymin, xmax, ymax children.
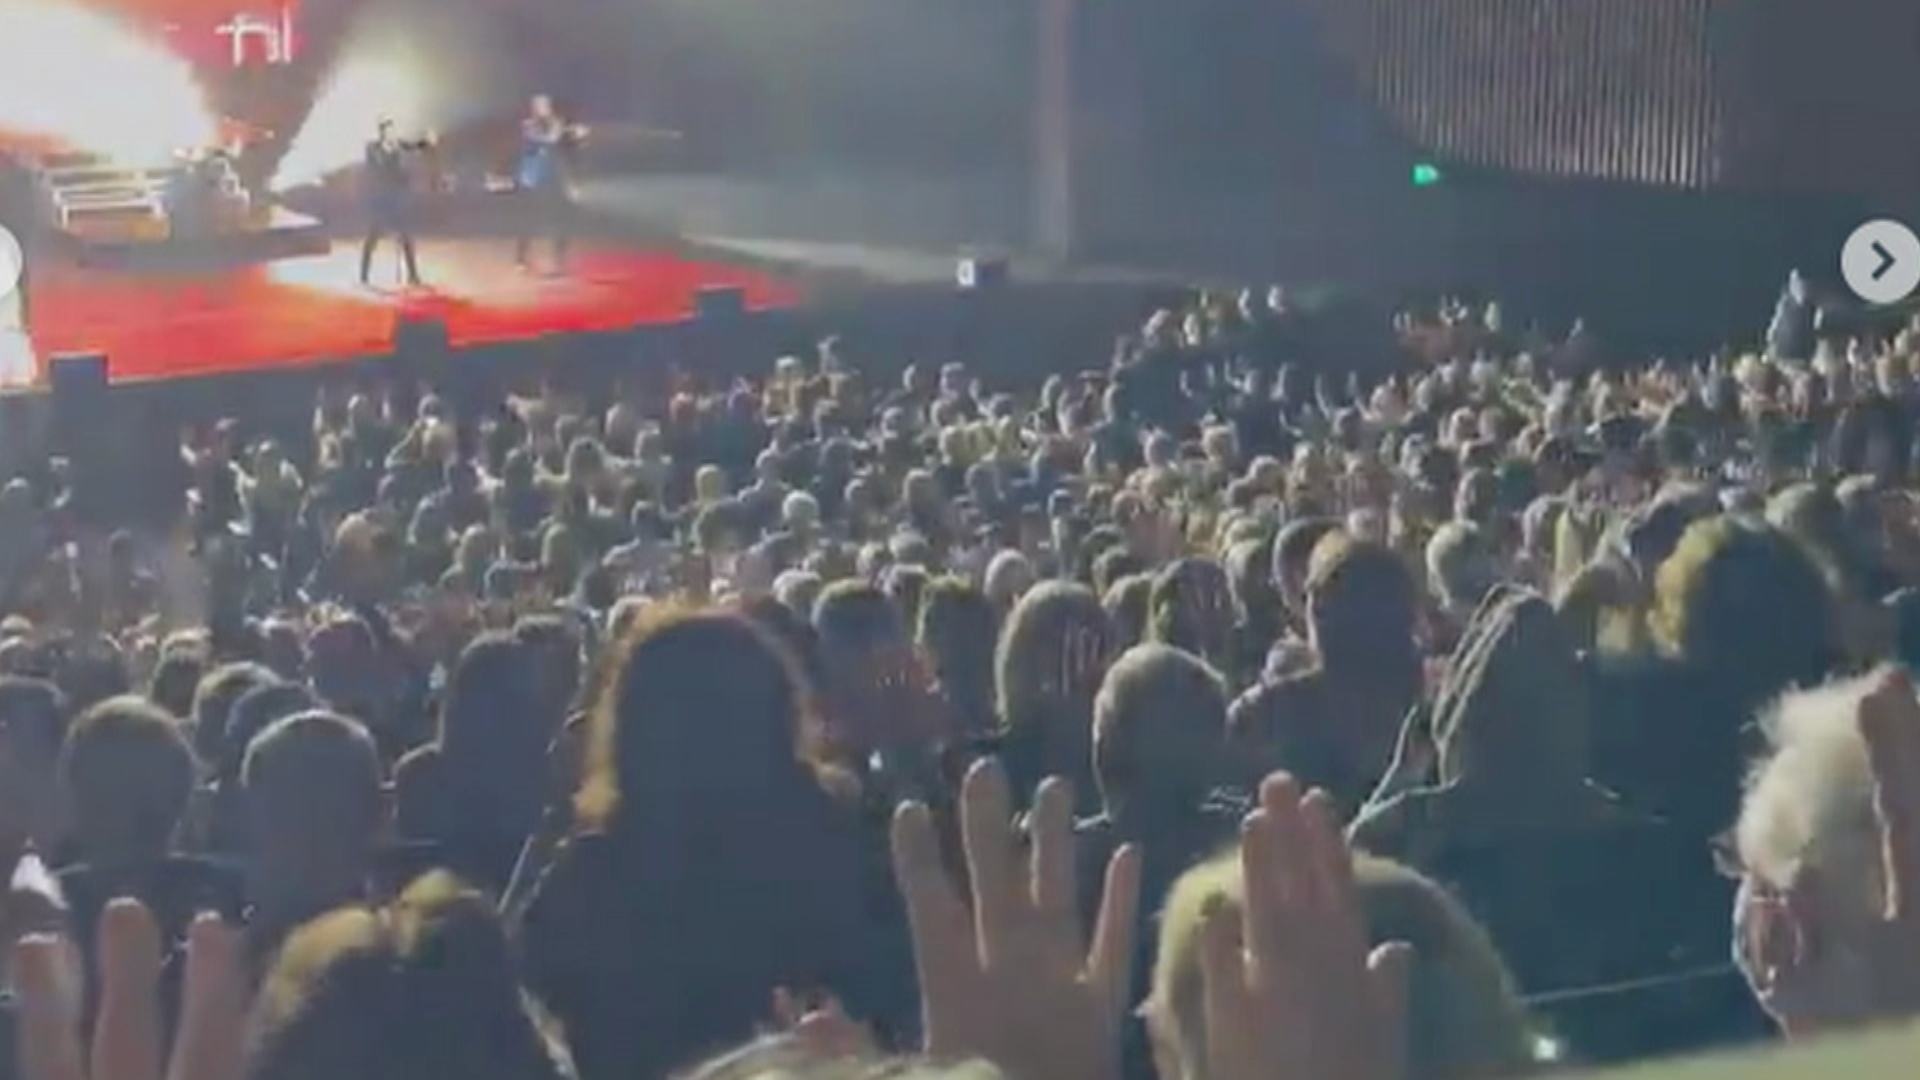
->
<box><xmin>1842</xmin><ymin>219</ymin><xmax>1920</xmax><ymax>305</ymax></box>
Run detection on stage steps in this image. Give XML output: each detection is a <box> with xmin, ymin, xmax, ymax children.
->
<box><xmin>27</xmin><ymin>150</ymin><xmax>174</xmax><ymax>234</ymax></box>
<box><xmin>22</xmin><ymin>148</ymin><xmax>271</xmax><ymax>246</ymax></box>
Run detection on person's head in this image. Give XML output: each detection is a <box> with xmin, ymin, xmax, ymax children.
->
<box><xmin>891</xmin><ymin>531</ymin><xmax>934</xmax><ymax>570</ymax></box>
<box><xmin>51</xmin><ymin>636</ymin><xmax>131</xmax><ymax>715</ymax></box>
<box><xmin>149</xmin><ymin>649</ymin><xmax>207</xmax><ymax>721</ymax></box>
<box><xmin>1650</xmin><ymin>517</ymin><xmax>1839</xmax><ymax>707</ymax></box>
<box><xmin>695</xmin><ymin>464</ymin><xmax>729</xmax><ymax>504</ymax></box>
<box><xmin>245</xmin><ymin>871</ymin><xmax>571</xmax><ymax>1080</ymax></box>
<box><xmin>1518</xmin><ymin>497</ymin><xmax>1567</xmax><ymax>569</ymax></box>
<box><xmin>513</xmin><ymin>614</ymin><xmax>584</xmax><ymax>724</ymax></box>
<box><xmin>577</xmin><ymin>607</ymin><xmax>831</xmax><ymax>841</ymax></box>
<box><xmin>306</xmin><ymin>616</ymin><xmax>383</xmax><ymax>720</ymax></box>
<box><xmin>440</xmin><ymin>457</ymin><xmax>478</xmax><ymax>497</ymax></box>
<box><xmin>1103</xmin><ymin>573</ymin><xmax>1154</xmax><ymax>646</ymax></box>
<box><xmin>783</xmin><ymin>490</ymin><xmax>821</xmax><ymax>533</ymax></box>
<box><xmin>376</xmin><ymin>118</ymin><xmax>395</xmax><ymax>141</ymax></box>
<box><xmin>455</xmin><ymin>525</ymin><xmax>499</xmax><ymax>578</ymax></box>
<box><xmin>996</xmin><ymin>581</ymin><xmax>1116</xmax><ymax>777</ymax></box>
<box><xmin>882</xmin><ymin>564</ymin><xmax>932</xmax><ymax>630</ymax></box>
<box><xmin>772</xmin><ymin>570</ymin><xmax>824</xmax><ymax>621</ymax></box>
<box><xmin>1305</xmin><ymin>535</ymin><xmax>1420</xmax><ymax>681</ymax></box>
<box><xmin>812</xmin><ymin>581</ymin><xmax>913</xmax><ymax>754</ymax></box>
<box><xmin>1830</xmin><ymin>395</ymin><xmax>1909</xmax><ymax>483</ymax></box>
<box><xmin>190</xmin><ymin>661</ymin><xmax>278</xmax><ymax>768</ymax></box>
<box><xmin>1452</xmin><ymin>467</ymin><xmax>1500</xmax><ymax>526</ymax></box>
<box><xmin>916</xmin><ymin>578</ymin><xmax>998</xmax><ymax>734</ymax></box>
<box><xmin>529</xmin><ymin>93</ymin><xmax>553</xmax><ymax>118</ymax></box>
<box><xmin>439</xmin><ymin>633</ymin><xmax>550</xmax><ymax>825</ymax></box>
<box><xmin>1092</xmin><ymin>644</ymin><xmax>1226</xmax><ymax>818</ymax></box>
<box><xmin>0</xmin><ymin>677</ymin><xmax>70</xmax><ymax>850</ymax></box>
<box><xmin>329</xmin><ymin>515</ymin><xmax>402</xmax><ymax>603</ymax></box>
<box><xmin>1730</xmin><ymin>669</ymin><xmax>1907</xmax><ymax>1037</ymax></box>
<box><xmin>1146</xmin><ymin>558</ymin><xmax>1235</xmax><ymax>669</ymax></box>
<box><xmin>1149</xmin><ymin>851</ymin><xmax>1537</xmax><ymax>1080</ymax></box>
<box><xmin>1425</xmin><ymin>521</ymin><xmax>1496</xmax><ymax>614</ymax></box>
<box><xmin>217</xmin><ymin>682</ymin><xmax>320</xmax><ymax>791</ymax></box>
<box><xmin>1767</xmin><ymin>484</ymin><xmax>1860</xmax><ymax>588</ymax></box>
<box><xmin>1271</xmin><ymin>517</ymin><xmax>1340</xmax><ymax>621</ymax></box>
<box><xmin>564</xmin><ymin>437</ymin><xmax>606</xmax><ymax>486</ymax></box>
<box><xmin>1089</xmin><ymin>543</ymin><xmax>1141</xmax><ymax>599</ymax></box>
<box><xmin>59</xmin><ymin>696</ymin><xmax>196</xmax><ymax>865</ymax></box>
<box><xmin>540</xmin><ymin>524</ymin><xmax>581</xmax><ymax>594</ymax></box>
<box><xmin>1222</xmin><ymin>538</ymin><xmax>1279</xmax><ymax>626</ymax></box>
<box><xmin>501</xmin><ymin>448</ymin><xmax>534</xmax><ymax>488</ymax></box>
<box><xmin>241</xmin><ymin>711</ymin><xmax>384</xmax><ymax>920</ymax></box>
<box><xmin>982</xmin><ymin>550</ymin><xmax>1036</xmax><ymax>615</ymax></box>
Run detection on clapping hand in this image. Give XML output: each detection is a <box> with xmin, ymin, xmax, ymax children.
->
<box><xmin>1199</xmin><ymin>774</ymin><xmax>1412</xmax><ymax>1080</ymax></box>
<box><xmin>892</xmin><ymin>761</ymin><xmax>1141</xmax><ymax>1080</ymax></box>
<box><xmin>1856</xmin><ymin>666</ymin><xmax>1920</xmax><ymax>1013</ymax></box>
<box><xmin>15</xmin><ymin>900</ymin><xmax>247</xmax><ymax>1080</ymax></box>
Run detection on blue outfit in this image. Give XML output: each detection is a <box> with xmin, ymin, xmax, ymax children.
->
<box><xmin>515</xmin><ymin>115</ymin><xmax>581</xmax><ymax>269</ymax></box>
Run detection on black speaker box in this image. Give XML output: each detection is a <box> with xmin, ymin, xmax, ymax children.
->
<box><xmin>394</xmin><ymin>315</ymin><xmax>450</xmax><ymax>357</ymax></box>
<box><xmin>47</xmin><ymin>351</ymin><xmax>107</xmax><ymax>441</ymax></box>
<box><xmin>695</xmin><ymin>285</ymin><xmax>746</xmax><ymax>320</ymax></box>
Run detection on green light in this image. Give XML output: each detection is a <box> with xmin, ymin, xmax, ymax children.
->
<box><xmin>1412</xmin><ymin>162</ymin><xmax>1443</xmax><ymax>187</ymax></box>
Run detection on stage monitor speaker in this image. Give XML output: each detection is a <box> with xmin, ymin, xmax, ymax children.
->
<box><xmin>695</xmin><ymin>285</ymin><xmax>746</xmax><ymax>320</ymax></box>
<box><xmin>48</xmin><ymin>351</ymin><xmax>107</xmax><ymax>438</ymax></box>
<box><xmin>956</xmin><ymin>254</ymin><xmax>1009</xmax><ymax>290</ymax></box>
<box><xmin>46</xmin><ymin>351</ymin><xmax>114</xmax><ymax>525</ymax></box>
<box><xmin>394</xmin><ymin>315</ymin><xmax>450</xmax><ymax>358</ymax></box>
<box><xmin>389</xmin><ymin>317</ymin><xmax>449</xmax><ymax>424</ymax></box>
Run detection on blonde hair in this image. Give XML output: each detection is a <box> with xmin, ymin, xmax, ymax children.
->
<box><xmin>246</xmin><ymin>872</ymin><xmax>572</xmax><ymax>1080</ymax></box>
<box><xmin>1735</xmin><ymin>670</ymin><xmax>1882</xmax><ymax>911</ymax></box>
<box><xmin>1150</xmin><ymin>852</ymin><xmax>1537</xmax><ymax>1080</ymax></box>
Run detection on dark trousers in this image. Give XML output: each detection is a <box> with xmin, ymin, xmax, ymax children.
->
<box><xmin>361</xmin><ymin>195</ymin><xmax>420</xmax><ymax>284</ymax></box>
<box><xmin>514</xmin><ymin>182</ymin><xmax>572</xmax><ymax>268</ymax></box>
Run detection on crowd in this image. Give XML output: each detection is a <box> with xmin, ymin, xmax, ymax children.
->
<box><xmin>0</xmin><ymin>280</ymin><xmax>1917</xmax><ymax>1080</ymax></box>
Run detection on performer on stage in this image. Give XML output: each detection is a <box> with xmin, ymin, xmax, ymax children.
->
<box><xmin>514</xmin><ymin>94</ymin><xmax>588</xmax><ymax>273</ymax></box>
<box><xmin>361</xmin><ymin>118</ymin><xmax>435</xmax><ymax>287</ymax></box>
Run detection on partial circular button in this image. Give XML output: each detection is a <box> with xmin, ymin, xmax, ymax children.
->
<box><xmin>0</xmin><ymin>226</ymin><xmax>20</xmax><ymax>301</ymax></box>
<box><xmin>1842</xmin><ymin>219</ymin><xmax>1920</xmax><ymax>305</ymax></box>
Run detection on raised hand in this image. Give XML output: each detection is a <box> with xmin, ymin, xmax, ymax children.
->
<box><xmin>15</xmin><ymin>901</ymin><xmax>247</xmax><ymax>1080</ymax></box>
<box><xmin>892</xmin><ymin>761</ymin><xmax>1141</xmax><ymax>1080</ymax></box>
<box><xmin>1856</xmin><ymin>666</ymin><xmax>1920</xmax><ymax>1013</ymax></box>
<box><xmin>1199</xmin><ymin>774</ymin><xmax>1411</xmax><ymax>1080</ymax></box>
<box><xmin>1047</xmin><ymin>625</ymin><xmax>1110</xmax><ymax>699</ymax></box>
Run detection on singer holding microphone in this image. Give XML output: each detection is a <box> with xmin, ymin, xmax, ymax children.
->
<box><xmin>361</xmin><ymin>117</ymin><xmax>437</xmax><ymax>288</ymax></box>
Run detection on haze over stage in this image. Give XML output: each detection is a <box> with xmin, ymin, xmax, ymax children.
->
<box><xmin>0</xmin><ymin>0</ymin><xmax>215</xmax><ymax>167</ymax></box>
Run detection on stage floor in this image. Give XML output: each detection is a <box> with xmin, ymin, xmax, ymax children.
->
<box><xmin>21</xmin><ymin>236</ymin><xmax>804</xmax><ymax>383</ymax></box>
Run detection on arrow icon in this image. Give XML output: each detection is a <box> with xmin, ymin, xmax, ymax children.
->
<box><xmin>1843</xmin><ymin>220</ymin><xmax>1920</xmax><ymax>304</ymax></box>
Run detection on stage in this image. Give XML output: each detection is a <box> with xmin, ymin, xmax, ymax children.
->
<box><xmin>3</xmin><ymin>166</ymin><xmax>1200</xmax><ymax>387</ymax></box>
<box><xmin>18</xmin><ymin>232</ymin><xmax>805</xmax><ymax>383</ymax></box>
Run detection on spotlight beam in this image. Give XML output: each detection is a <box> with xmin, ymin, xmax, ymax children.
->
<box><xmin>0</xmin><ymin>0</ymin><xmax>215</xmax><ymax>167</ymax></box>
